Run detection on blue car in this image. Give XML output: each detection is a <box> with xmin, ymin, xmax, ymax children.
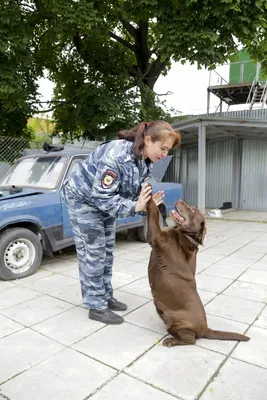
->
<box><xmin>0</xmin><ymin>145</ymin><xmax>182</xmax><ymax>280</ymax></box>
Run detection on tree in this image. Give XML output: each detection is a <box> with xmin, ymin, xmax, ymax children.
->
<box><xmin>0</xmin><ymin>1</ymin><xmax>40</xmax><ymax>138</ymax></box>
<box><xmin>1</xmin><ymin>0</ymin><xmax>266</xmax><ymax>139</ymax></box>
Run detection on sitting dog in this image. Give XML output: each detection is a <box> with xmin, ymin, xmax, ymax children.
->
<box><xmin>146</xmin><ymin>196</ymin><xmax>250</xmax><ymax>347</ymax></box>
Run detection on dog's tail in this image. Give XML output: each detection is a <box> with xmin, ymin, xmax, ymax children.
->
<box><xmin>203</xmin><ymin>328</ymin><xmax>250</xmax><ymax>342</ymax></box>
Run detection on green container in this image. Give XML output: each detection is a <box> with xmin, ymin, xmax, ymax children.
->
<box><xmin>229</xmin><ymin>49</ymin><xmax>267</xmax><ymax>84</ymax></box>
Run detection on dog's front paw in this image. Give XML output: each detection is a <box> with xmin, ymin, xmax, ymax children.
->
<box><xmin>163</xmin><ymin>338</ymin><xmax>177</xmax><ymax>347</ymax></box>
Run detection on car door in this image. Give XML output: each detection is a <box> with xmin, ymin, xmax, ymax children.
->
<box><xmin>116</xmin><ymin>156</ymin><xmax>173</xmax><ymax>231</ymax></box>
<box><xmin>60</xmin><ymin>156</ymin><xmax>87</xmax><ymax>239</ymax></box>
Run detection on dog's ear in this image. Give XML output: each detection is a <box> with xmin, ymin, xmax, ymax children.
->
<box><xmin>197</xmin><ymin>222</ymin><xmax>207</xmax><ymax>246</ymax></box>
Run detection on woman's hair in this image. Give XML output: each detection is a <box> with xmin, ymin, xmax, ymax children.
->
<box><xmin>117</xmin><ymin>120</ymin><xmax>181</xmax><ymax>158</ymax></box>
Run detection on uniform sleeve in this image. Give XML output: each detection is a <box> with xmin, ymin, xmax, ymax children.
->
<box><xmin>90</xmin><ymin>158</ymin><xmax>137</xmax><ymax>218</ymax></box>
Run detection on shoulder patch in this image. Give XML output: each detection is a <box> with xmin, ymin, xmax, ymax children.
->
<box><xmin>101</xmin><ymin>169</ymin><xmax>118</xmax><ymax>189</ymax></box>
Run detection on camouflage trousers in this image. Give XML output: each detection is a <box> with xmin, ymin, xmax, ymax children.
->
<box><xmin>63</xmin><ymin>187</ymin><xmax>116</xmax><ymax>310</ymax></box>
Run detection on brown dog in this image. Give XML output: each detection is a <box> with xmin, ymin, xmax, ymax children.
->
<box><xmin>146</xmin><ymin>196</ymin><xmax>250</xmax><ymax>347</ymax></box>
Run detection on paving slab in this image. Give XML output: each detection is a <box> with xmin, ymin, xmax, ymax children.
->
<box><xmin>40</xmin><ymin>254</ymin><xmax>63</xmax><ymax>265</ymax></box>
<box><xmin>259</xmin><ymin>253</ymin><xmax>267</xmax><ymax>262</ymax></box>
<box><xmin>113</xmin><ymin>289</ymin><xmax>151</xmax><ymax>315</ymax></box>
<box><xmin>42</xmin><ymin>259</ymin><xmax>78</xmax><ymax>273</ymax></box>
<box><xmin>73</xmin><ymin>322</ymin><xmax>163</xmax><ymax>370</ymax></box>
<box><xmin>113</xmin><ymin>257</ymin><xmax>140</xmax><ymax>271</ymax></box>
<box><xmin>204</xmin><ymin>294</ymin><xmax>264</xmax><ymax>324</ymax></box>
<box><xmin>196</xmin><ymin>274</ymin><xmax>233</xmax><ymax>293</ymax></box>
<box><xmin>59</xmin><ymin>267</ymin><xmax>80</xmax><ymax>279</ymax></box>
<box><xmin>12</xmin><ymin>267</ymin><xmax>53</xmax><ymax>283</ymax></box>
<box><xmin>117</xmin><ymin>261</ymin><xmax>148</xmax><ymax>277</ymax></box>
<box><xmin>196</xmin><ymin>261</ymin><xmax>213</xmax><ymax>273</ymax></box>
<box><xmin>198</xmin><ymin>289</ymin><xmax>217</xmax><ymax>305</ymax></box>
<box><xmin>111</xmin><ymin>270</ymin><xmax>141</xmax><ymax>290</ymax></box>
<box><xmin>199</xmin><ymin>358</ymin><xmax>267</xmax><ymax>400</ymax></box>
<box><xmin>120</xmin><ymin>276</ymin><xmax>153</xmax><ymax>299</ymax></box>
<box><xmin>232</xmin><ymin>326</ymin><xmax>267</xmax><ymax>369</ymax></box>
<box><xmin>22</xmin><ymin>274</ymin><xmax>78</xmax><ymax>294</ymax></box>
<box><xmin>224</xmin><ymin>280</ymin><xmax>267</xmax><ymax>303</ymax></box>
<box><xmin>124</xmin><ymin>301</ymin><xmax>166</xmax><ymax>334</ymax></box>
<box><xmin>215</xmin><ymin>256</ymin><xmax>255</xmax><ymax>268</ymax></box>
<box><xmin>126</xmin><ymin>342</ymin><xmax>225</xmax><ymax>400</ymax></box>
<box><xmin>91</xmin><ymin>373</ymin><xmax>178</xmax><ymax>400</ymax></box>
<box><xmin>1</xmin><ymin>348</ymin><xmax>116</xmax><ymax>400</ymax></box>
<box><xmin>0</xmin><ymin>285</ymin><xmax>41</xmax><ymax>310</ymax></box>
<box><xmin>33</xmin><ymin>306</ymin><xmax>103</xmax><ymax>346</ymax></box>
<box><xmin>197</xmin><ymin>253</ymin><xmax>226</xmax><ymax>263</ymax></box>
<box><xmin>0</xmin><ymin>314</ymin><xmax>23</xmax><ymax>338</ymax></box>
<box><xmin>0</xmin><ymin>280</ymin><xmax>15</xmax><ymax>292</ymax></box>
<box><xmin>115</xmin><ymin>250</ymin><xmax>149</xmax><ymax>262</ymax></box>
<box><xmin>1</xmin><ymin>294</ymin><xmax>73</xmax><ymax>326</ymax></box>
<box><xmin>249</xmin><ymin>260</ymin><xmax>267</xmax><ymax>271</ymax></box>
<box><xmin>254</xmin><ymin>305</ymin><xmax>267</xmax><ymax>330</ymax></box>
<box><xmin>0</xmin><ymin>328</ymin><xmax>64</xmax><ymax>384</ymax></box>
<box><xmin>201</xmin><ymin>263</ymin><xmax>247</xmax><ymax>280</ymax></box>
<box><xmin>230</xmin><ymin>249</ymin><xmax>263</xmax><ymax>262</ymax></box>
<box><xmin>50</xmin><ymin>282</ymin><xmax>83</xmax><ymax>305</ymax></box>
<box><xmin>238</xmin><ymin>268</ymin><xmax>267</xmax><ymax>286</ymax></box>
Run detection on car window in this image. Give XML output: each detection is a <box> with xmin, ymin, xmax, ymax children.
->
<box><xmin>0</xmin><ymin>156</ymin><xmax>66</xmax><ymax>189</ymax></box>
<box><xmin>64</xmin><ymin>157</ymin><xmax>86</xmax><ymax>182</ymax></box>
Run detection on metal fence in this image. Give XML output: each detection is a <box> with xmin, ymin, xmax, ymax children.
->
<box><xmin>0</xmin><ymin>136</ymin><xmax>44</xmax><ymax>179</ymax></box>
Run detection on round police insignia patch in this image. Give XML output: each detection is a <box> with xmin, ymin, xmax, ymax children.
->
<box><xmin>101</xmin><ymin>169</ymin><xmax>117</xmax><ymax>189</ymax></box>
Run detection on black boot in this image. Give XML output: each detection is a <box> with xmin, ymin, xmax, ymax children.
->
<box><xmin>89</xmin><ymin>309</ymin><xmax>124</xmax><ymax>324</ymax></box>
<box><xmin>108</xmin><ymin>297</ymin><xmax>127</xmax><ymax>311</ymax></box>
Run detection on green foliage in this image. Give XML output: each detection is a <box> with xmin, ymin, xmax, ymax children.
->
<box><xmin>0</xmin><ymin>1</ymin><xmax>40</xmax><ymax>137</ymax></box>
<box><xmin>0</xmin><ymin>106</ymin><xmax>34</xmax><ymax>139</ymax></box>
<box><xmin>0</xmin><ymin>0</ymin><xmax>267</xmax><ymax>139</ymax></box>
<box><xmin>27</xmin><ymin>117</ymin><xmax>54</xmax><ymax>136</ymax></box>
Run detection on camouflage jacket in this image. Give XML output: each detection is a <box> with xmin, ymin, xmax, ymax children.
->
<box><xmin>66</xmin><ymin>140</ymin><xmax>153</xmax><ymax>218</ymax></box>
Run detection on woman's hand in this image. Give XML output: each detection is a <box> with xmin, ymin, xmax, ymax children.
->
<box><xmin>153</xmin><ymin>191</ymin><xmax>165</xmax><ymax>206</ymax></box>
<box><xmin>135</xmin><ymin>183</ymin><xmax>152</xmax><ymax>212</ymax></box>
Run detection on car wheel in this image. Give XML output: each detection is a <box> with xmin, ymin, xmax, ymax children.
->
<box><xmin>0</xmin><ymin>228</ymin><xmax>42</xmax><ymax>280</ymax></box>
<box><xmin>137</xmin><ymin>213</ymin><xmax>164</xmax><ymax>243</ymax></box>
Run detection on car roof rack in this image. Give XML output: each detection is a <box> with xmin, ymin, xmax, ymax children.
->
<box><xmin>42</xmin><ymin>142</ymin><xmax>64</xmax><ymax>152</ymax></box>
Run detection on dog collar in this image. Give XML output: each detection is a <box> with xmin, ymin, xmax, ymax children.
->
<box><xmin>182</xmin><ymin>233</ymin><xmax>201</xmax><ymax>247</ymax></box>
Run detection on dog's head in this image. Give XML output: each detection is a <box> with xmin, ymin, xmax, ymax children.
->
<box><xmin>169</xmin><ymin>200</ymin><xmax>207</xmax><ymax>245</ymax></box>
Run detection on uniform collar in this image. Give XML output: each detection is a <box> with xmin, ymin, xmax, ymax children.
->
<box><xmin>124</xmin><ymin>143</ymin><xmax>153</xmax><ymax>173</ymax></box>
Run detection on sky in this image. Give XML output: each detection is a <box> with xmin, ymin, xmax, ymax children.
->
<box><xmin>37</xmin><ymin>61</ymin><xmax>249</xmax><ymax>118</ymax></box>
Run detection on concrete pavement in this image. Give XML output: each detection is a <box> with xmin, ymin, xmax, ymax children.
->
<box><xmin>0</xmin><ymin>217</ymin><xmax>267</xmax><ymax>400</ymax></box>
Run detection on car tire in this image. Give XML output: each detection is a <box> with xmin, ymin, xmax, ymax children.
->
<box><xmin>0</xmin><ymin>228</ymin><xmax>42</xmax><ymax>281</ymax></box>
<box><xmin>137</xmin><ymin>213</ymin><xmax>164</xmax><ymax>243</ymax></box>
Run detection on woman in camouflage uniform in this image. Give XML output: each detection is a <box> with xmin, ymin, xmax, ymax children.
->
<box><xmin>63</xmin><ymin>120</ymin><xmax>181</xmax><ymax>324</ymax></box>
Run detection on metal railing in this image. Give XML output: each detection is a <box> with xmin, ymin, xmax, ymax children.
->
<box><xmin>184</xmin><ymin>108</ymin><xmax>267</xmax><ymax>121</ymax></box>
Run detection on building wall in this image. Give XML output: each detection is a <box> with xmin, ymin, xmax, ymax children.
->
<box><xmin>240</xmin><ymin>139</ymin><xmax>267</xmax><ymax>210</ymax></box>
<box><xmin>168</xmin><ymin>137</ymin><xmax>267</xmax><ymax>211</ymax></box>
<box><xmin>179</xmin><ymin>138</ymin><xmax>233</xmax><ymax>208</ymax></box>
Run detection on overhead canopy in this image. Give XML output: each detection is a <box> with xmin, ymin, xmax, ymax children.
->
<box><xmin>172</xmin><ymin>116</ymin><xmax>267</xmax><ymax>212</ymax></box>
<box><xmin>173</xmin><ymin>116</ymin><xmax>267</xmax><ymax>145</ymax></box>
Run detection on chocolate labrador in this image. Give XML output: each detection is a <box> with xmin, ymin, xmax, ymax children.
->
<box><xmin>146</xmin><ymin>195</ymin><xmax>250</xmax><ymax>347</ymax></box>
